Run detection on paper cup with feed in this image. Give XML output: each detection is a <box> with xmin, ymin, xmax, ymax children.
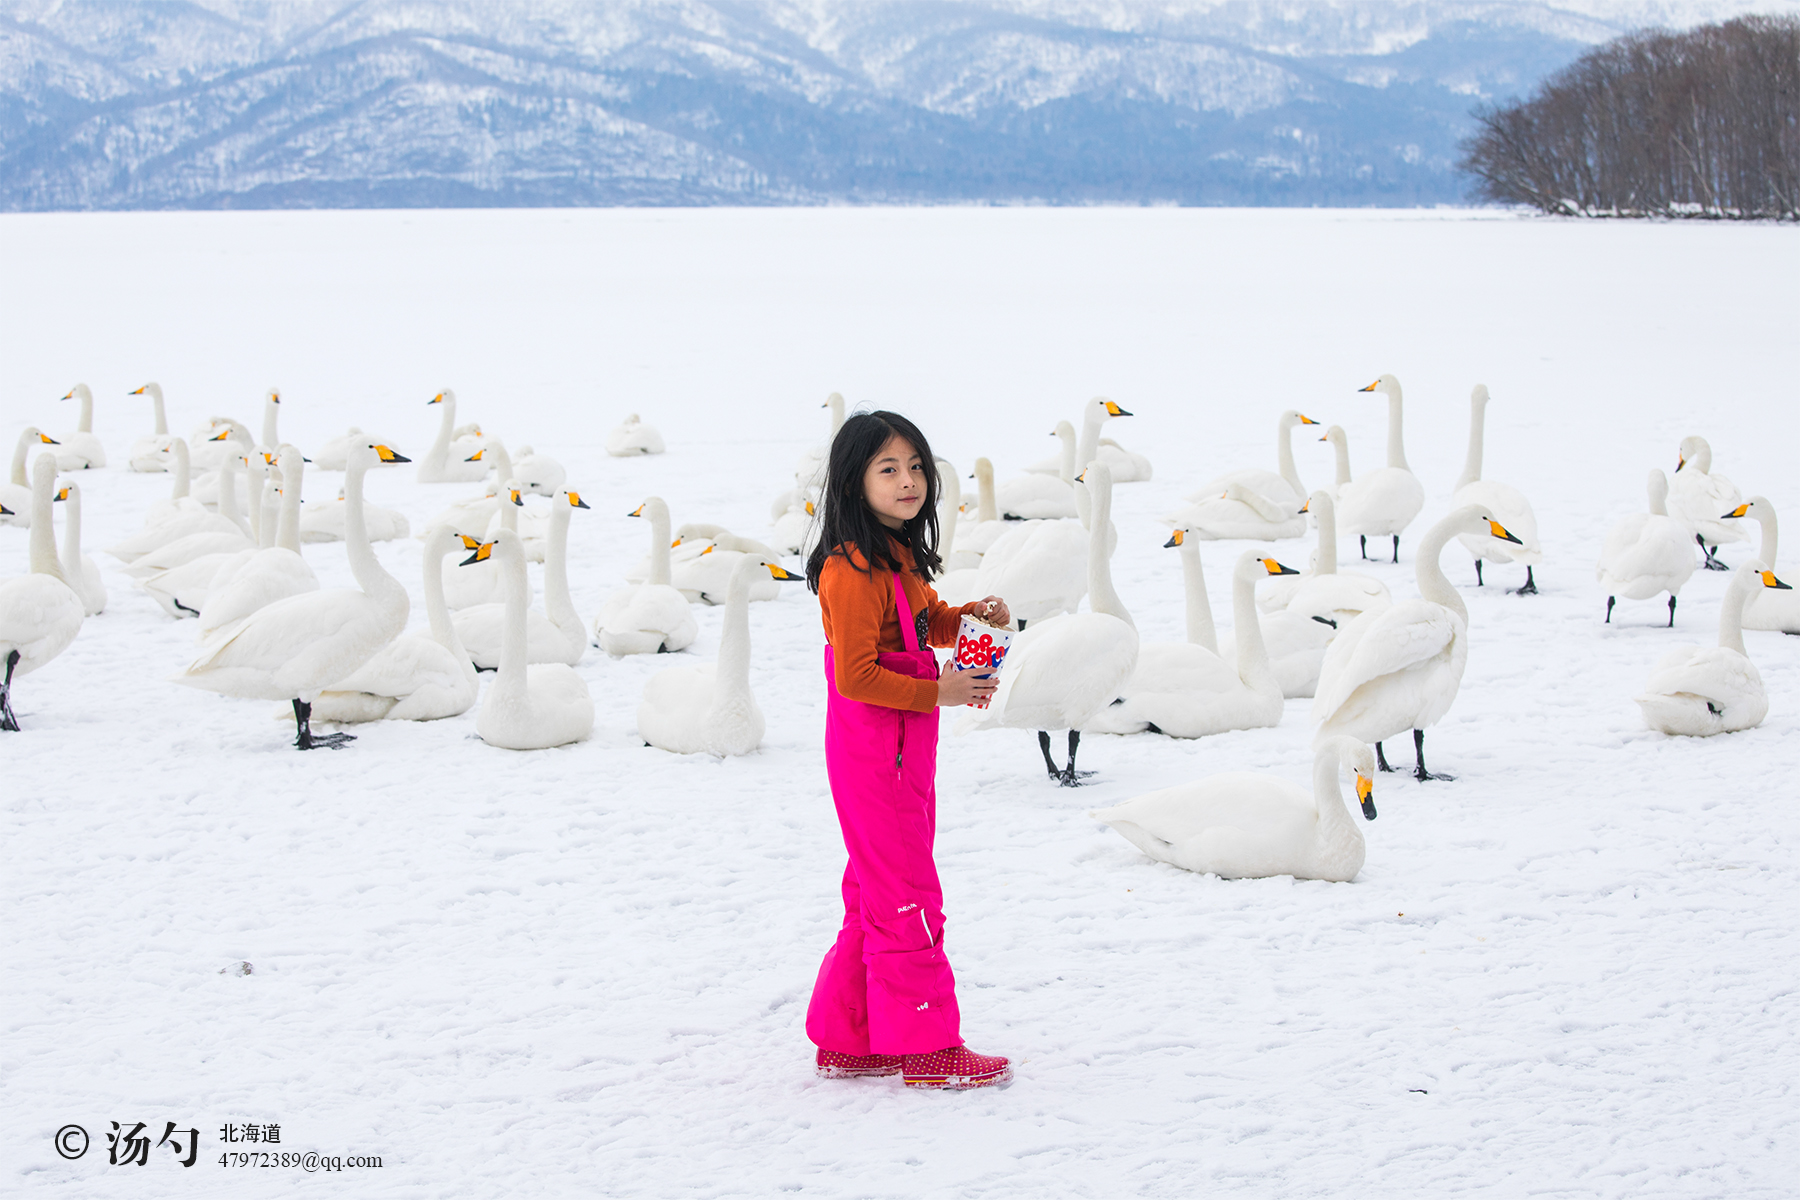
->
<box><xmin>952</xmin><ymin>613</ymin><xmax>1013</xmax><ymax>709</ymax></box>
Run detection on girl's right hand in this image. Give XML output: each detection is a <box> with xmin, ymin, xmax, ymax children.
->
<box><xmin>936</xmin><ymin>669</ymin><xmax>998</xmax><ymax>708</ymax></box>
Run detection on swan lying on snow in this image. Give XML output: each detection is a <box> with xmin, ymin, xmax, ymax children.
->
<box><xmin>127</xmin><ymin>382</ymin><xmax>174</xmax><ymax>472</ymax></box>
<box><xmin>1635</xmin><ymin>560</ymin><xmax>1788</xmax><ymax>736</ymax></box>
<box><xmin>608</xmin><ymin>413</ymin><xmax>665</xmax><ymax>456</ymax></box>
<box><xmin>1186</xmin><ymin>408</ymin><xmax>1318</xmax><ymax>513</ymax></box>
<box><xmin>1026</xmin><ymin>398</ymin><xmax>1149</xmax><ymax>482</ymax></box>
<box><xmin>54</xmin><ymin>384</ymin><xmax>106</xmax><ymax>470</ymax></box>
<box><xmin>1091</xmin><ymin>738</ymin><xmax>1377</xmax><ymax>883</ymax></box>
<box><xmin>997</xmin><ymin>421</ymin><xmax>1079</xmax><ymax>520</ymax></box>
<box><xmin>1597</xmin><ymin>469</ymin><xmax>1695</xmax><ymax>628</ymax></box>
<box><xmin>639</xmin><ymin>554</ymin><xmax>802</xmax><ymax>756</ymax></box>
<box><xmin>469</xmin><ymin>531</ymin><xmax>593</xmax><ymax>751</ymax></box>
<box><xmin>417</xmin><ymin>389</ymin><xmax>490</xmax><ymax>483</ymax></box>
<box><xmin>453</xmin><ymin>489</ymin><xmax>589</xmax><ymax>669</ymax></box>
<box><xmin>0</xmin><ymin>455</ymin><xmax>85</xmax><ymax>730</ymax></box>
<box><xmin>594</xmin><ymin>497</ymin><xmax>698</xmax><ymax>655</ymax></box>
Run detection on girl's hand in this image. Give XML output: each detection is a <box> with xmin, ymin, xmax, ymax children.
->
<box><xmin>974</xmin><ymin>595</ymin><xmax>1011</xmax><ymax>628</ymax></box>
<box><xmin>937</xmin><ymin>668</ymin><xmax>998</xmax><ymax>708</ymax></box>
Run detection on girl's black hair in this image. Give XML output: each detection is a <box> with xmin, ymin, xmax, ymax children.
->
<box><xmin>805</xmin><ymin>410</ymin><xmax>943</xmax><ymax>593</ymax></box>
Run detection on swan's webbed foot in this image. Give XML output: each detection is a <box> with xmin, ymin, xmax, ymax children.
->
<box><xmin>1041</xmin><ymin>730</ymin><xmax>1095</xmax><ymax>786</ymax></box>
<box><xmin>1375</xmin><ymin>741</ymin><xmax>1397</xmax><ymax>773</ymax></box>
<box><xmin>1512</xmin><ymin>567</ymin><xmax>1537</xmax><ymax>596</ymax></box>
<box><xmin>1413</xmin><ymin>729</ymin><xmax>1454</xmax><ymax>782</ymax></box>
<box><xmin>1698</xmin><ymin>536</ymin><xmax>1729</xmax><ymax>571</ymax></box>
<box><xmin>0</xmin><ymin>650</ymin><xmax>19</xmax><ymax>732</ymax></box>
<box><xmin>293</xmin><ymin>699</ymin><xmax>356</xmax><ymax>751</ymax></box>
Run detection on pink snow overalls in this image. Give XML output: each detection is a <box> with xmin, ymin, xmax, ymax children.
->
<box><xmin>807</xmin><ymin>571</ymin><xmax>962</xmax><ymax>1056</ymax></box>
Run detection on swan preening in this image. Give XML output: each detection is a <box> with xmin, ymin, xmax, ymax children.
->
<box><xmin>1338</xmin><ymin>375</ymin><xmax>1425</xmax><ymax>562</ymax></box>
<box><xmin>55</xmin><ymin>384</ymin><xmax>107</xmax><ymax>470</ymax></box>
<box><xmin>961</xmin><ymin>462</ymin><xmax>1138</xmax><ymax>785</ymax></box>
<box><xmin>0</xmin><ymin>454</ymin><xmax>85</xmax><ymax>729</ymax></box>
<box><xmin>638</xmin><ymin>554</ymin><xmax>801</xmax><ymax>756</ymax></box>
<box><xmin>1091</xmin><ymin>738</ymin><xmax>1377</xmax><ymax>882</ymax></box>
<box><xmin>1452</xmin><ymin>385</ymin><xmax>1542</xmax><ymax>593</ymax></box>
<box><xmin>1667</xmin><ymin>435</ymin><xmax>1745</xmax><ymax>571</ymax></box>
<box><xmin>173</xmin><ymin>443</ymin><xmax>411</xmax><ymax>750</ymax></box>
<box><xmin>1185</xmin><ymin>409</ymin><xmax>1318</xmax><ymax>515</ymax></box>
<box><xmin>607</xmin><ymin>414</ymin><xmax>666</xmax><ymax>457</ymax></box>
<box><xmin>1598</xmin><ymin>469</ymin><xmax>1695</xmax><ymax>627</ymax></box>
<box><xmin>1635</xmin><ymin>560</ymin><xmax>1788</xmax><ymax>736</ymax></box>
<box><xmin>1312</xmin><ymin>506</ymin><xmax>1523</xmax><ymax>782</ymax></box>
<box><xmin>1723</xmin><ymin>498</ymin><xmax>1800</xmax><ymax>634</ymax></box>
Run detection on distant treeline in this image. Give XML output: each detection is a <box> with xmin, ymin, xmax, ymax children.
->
<box><xmin>1459</xmin><ymin>16</ymin><xmax>1799</xmax><ymax>219</ymax></box>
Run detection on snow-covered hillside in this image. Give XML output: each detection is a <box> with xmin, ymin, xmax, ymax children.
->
<box><xmin>2</xmin><ymin>206</ymin><xmax>1797</xmax><ymax>1195</ymax></box>
<box><xmin>5</xmin><ymin>0</ymin><xmax>1788</xmax><ymax>209</ymax></box>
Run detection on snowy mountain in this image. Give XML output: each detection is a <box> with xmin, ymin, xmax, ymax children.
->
<box><xmin>0</xmin><ymin>0</ymin><xmax>1784</xmax><ymax>209</ymax></box>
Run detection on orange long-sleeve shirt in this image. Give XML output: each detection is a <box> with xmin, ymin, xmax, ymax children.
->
<box><xmin>819</xmin><ymin>540</ymin><xmax>983</xmax><ymax>712</ymax></box>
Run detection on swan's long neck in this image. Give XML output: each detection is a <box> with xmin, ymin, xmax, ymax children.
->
<box><xmin>1647</xmin><ymin>472</ymin><xmax>1671</xmax><ymax>517</ymax></box>
<box><xmin>1752</xmin><ymin>505</ymin><xmax>1778</xmax><ymax>565</ymax></box>
<box><xmin>496</xmin><ymin>537</ymin><xmax>529</xmax><ymax>694</ymax></box>
<box><xmin>29</xmin><ymin>461</ymin><xmax>66</xmax><ymax>582</ymax></box>
<box><xmin>1415</xmin><ymin>515</ymin><xmax>1467</xmax><ymax>623</ymax></box>
<box><xmin>1230</xmin><ymin>485</ymin><xmax>1288</xmax><ymax>524</ymax></box>
<box><xmin>1058</xmin><ymin>427</ymin><xmax>1076</xmax><ymax>486</ymax></box>
<box><xmin>649</xmin><ymin>501</ymin><xmax>673</xmax><ymax>586</ymax></box>
<box><xmin>1277</xmin><ymin>417</ymin><xmax>1304</xmax><ymax>496</ymax></box>
<box><xmin>10</xmin><ymin>432</ymin><xmax>30</xmax><ymax>488</ymax></box>
<box><xmin>245</xmin><ymin>464</ymin><xmax>265</xmax><ymax>545</ymax></box>
<box><xmin>1076</xmin><ymin>407</ymin><xmax>1103</xmax><ymax>479</ymax></box>
<box><xmin>1329</xmin><ymin>431</ymin><xmax>1351</xmax><ymax>489</ymax></box>
<box><xmin>1179</xmin><ymin>540</ymin><xmax>1216</xmax><ymax>653</ymax></box>
<box><xmin>342</xmin><ymin>456</ymin><xmax>405</xmax><ymax>613</ymax></box>
<box><xmin>975</xmin><ymin>459</ymin><xmax>997</xmax><ymax>523</ymax></box>
<box><xmin>713</xmin><ymin>559</ymin><xmax>757</xmax><ymax>715</ymax></box>
<box><xmin>1456</xmin><ymin>394</ymin><xmax>1486</xmax><ymax>492</ymax></box>
<box><xmin>1314</xmin><ymin>493</ymin><xmax>1339</xmax><ymax>575</ymax></box>
<box><xmin>59</xmin><ymin>485</ymin><xmax>82</xmax><ymax>574</ymax></box>
<box><xmin>1231</xmin><ymin>557</ymin><xmax>1274</xmax><ymax>690</ymax></box>
<box><xmin>1720</xmin><ymin>571</ymin><xmax>1757</xmax><ymax>657</ymax></box>
<box><xmin>936</xmin><ymin>461</ymin><xmax>961</xmax><ymax>554</ymax></box>
<box><xmin>1687</xmin><ymin>440</ymin><xmax>1713</xmax><ymax>474</ymax></box>
<box><xmin>216</xmin><ymin>454</ymin><xmax>246</xmax><ymax>535</ymax></box>
<box><xmin>276</xmin><ymin>459</ymin><xmax>303</xmax><ymax>553</ymax></box>
<box><xmin>1310</xmin><ymin>745</ymin><xmax>1361</xmax><ymax>854</ymax></box>
<box><xmin>429</xmin><ymin>395</ymin><xmax>456</xmax><ymax>468</ymax></box>
<box><xmin>1086</xmin><ymin>470</ymin><xmax>1132</xmax><ymax>627</ymax></box>
<box><xmin>1385</xmin><ymin>389</ymin><xmax>1409</xmax><ymax>471</ymax></box>
<box><xmin>78</xmin><ymin>388</ymin><xmax>95</xmax><ymax>434</ymax></box>
<box><xmin>827</xmin><ymin>393</ymin><xmax>845</xmax><ymax>436</ymax></box>
<box><xmin>169</xmin><ymin>439</ymin><xmax>191</xmax><ymax>500</ymax></box>
<box><xmin>423</xmin><ymin>535</ymin><xmax>466</xmax><ymax>661</ymax></box>
<box><xmin>262</xmin><ymin>395</ymin><xmax>279</xmax><ymax>449</ymax></box>
<box><xmin>488</xmin><ymin>443</ymin><xmax>513</xmax><ymax>487</ymax></box>
<box><xmin>151</xmin><ymin>386</ymin><xmax>167</xmax><ymax>436</ymax></box>
<box><xmin>544</xmin><ymin>499</ymin><xmax>579</xmax><ymax>634</ymax></box>
<box><xmin>499</xmin><ymin>493</ymin><xmax>519</xmax><ymax>536</ymax></box>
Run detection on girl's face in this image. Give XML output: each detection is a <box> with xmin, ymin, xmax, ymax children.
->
<box><xmin>862</xmin><ymin>433</ymin><xmax>928</xmax><ymax>531</ymax></box>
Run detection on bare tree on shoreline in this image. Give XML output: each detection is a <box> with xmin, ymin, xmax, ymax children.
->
<box><xmin>1460</xmin><ymin>15</ymin><xmax>1799</xmax><ymax>220</ymax></box>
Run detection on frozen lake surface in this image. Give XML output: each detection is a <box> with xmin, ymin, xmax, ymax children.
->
<box><xmin>3</xmin><ymin>207</ymin><xmax>1797</xmax><ymax>1197</ymax></box>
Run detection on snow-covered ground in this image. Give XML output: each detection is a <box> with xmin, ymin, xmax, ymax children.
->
<box><xmin>2</xmin><ymin>207</ymin><xmax>1796</xmax><ymax>1198</ymax></box>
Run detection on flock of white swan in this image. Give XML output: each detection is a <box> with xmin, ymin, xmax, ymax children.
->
<box><xmin>2</xmin><ymin>378</ymin><xmax>1792</xmax><ymax>885</ymax></box>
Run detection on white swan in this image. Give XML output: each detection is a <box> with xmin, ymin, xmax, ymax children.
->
<box><xmin>143</xmin><ymin>437</ymin><xmax>201</xmax><ymax>526</ymax></box>
<box><xmin>955</xmin><ymin>458</ymin><xmax>1008</xmax><ymax>556</ymax></box>
<box><xmin>121</xmin><ymin>454</ymin><xmax>256</xmax><ymax>578</ymax></box>
<box><xmin>0</xmin><ymin>454</ymin><xmax>85</xmax><ymax>730</ymax></box>
<box><xmin>1320</xmin><ymin>424</ymin><xmax>1353</xmax><ymax>504</ymax></box>
<box><xmin>54</xmin><ymin>384</ymin><xmax>106</xmax><ymax>470</ymax></box>
<box><xmin>1085</xmin><ymin>546</ymin><xmax>1293</xmax><ymax>736</ymax></box>
<box><xmin>127</xmin><ymin>382</ymin><xmax>174</xmax><ymax>472</ymax></box>
<box><xmin>312</xmin><ymin>524</ymin><xmax>479</xmax><ymax>723</ymax></box>
<box><xmin>1666</xmin><ymin>435</ymin><xmax>1747</xmax><ymax>570</ymax></box>
<box><xmin>53</xmin><ymin>481</ymin><xmax>106</xmax><ymax>616</ymax></box>
<box><xmin>173</xmin><ymin>443</ymin><xmax>411</xmax><ymax>750</ymax></box>
<box><xmin>794</xmin><ymin>392</ymin><xmax>846</xmax><ymax>489</ymax></box>
<box><xmin>1090</xmin><ymin>737</ymin><xmax>1378</xmax><ymax>882</ymax></box>
<box><xmin>934</xmin><ymin>459</ymin><xmax>982</xmax><ymax>571</ymax></box>
<box><xmin>513</xmin><ymin>445</ymin><xmax>566</xmax><ymax>497</ymax></box>
<box><xmin>997</xmin><ymin>421</ymin><xmax>1079</xmax><ymax>520</ymax></box>
<box><xmin>196</xmin><ymin>448</ymin><xmax>321</xmax><ymax>636</ymax></box>
<box><xmin>961</xmin><ymin>462</ymin><xmax>1138</xmax><ymax>784</ymax></box>
<box><xmin>140</xmin><ymin>455</ymin><xmax>265</xmax><ymax>619</ymax></box>
<box><xmin>607</xmin><ymin>413</ymin><xmax>665</xmax><ymax>456</ymax></box>
<box><xmin>417</xmin><ymin>389</ymin><xmax>490</xmax><ymax>483</ymax></box>
<box><xmin>190</xmin><ymin>420</ymin><xmax>253</xmax><ymax>508</ymax></box>
<box><xmin>1597</xmin><ymin>469</ymin><xmax>1697</xmax><ymax>627</ymax></box>
<box><xmin>453</xmin><ymin>489</ymin><xmax>589</xmax><ymax>669</ymax></box>
<box><xmin>1169</xmin><ymin>479</ymin><xmax>1308</xmax><ymax>542</ymax></box>
<box><xmin>639</xmin><ymin>554</ymin><xmax>801</xmax><ymax>755</ymax></box>
<box><xmin>1312</xmin><ymin>505</ymin><xmax>1523</xmax><ymax>781</ymax></box>
<box><xmin>770</xmin><ymin>497</ymin><xmax>818</xmax><ymax>558</ymax></box>
<box><xmin>1260</xmin><ymin>491</ymin><xmax>1392</xmax><ymax>624</ymax></box>
<box><xmin>1187</xmin><ymin>409</ymin><xmax>1319</xmax><ymax>510</ymax></box>
<box><xmin>1028</xmin><ymin>398</ymin><xmax>1149</xmax><ymax>482</ymax></box>
<box><xmin>108</xmin><ymin>442</ymin><xmax>242</xmax><ymax>562</ymax></box>
<box><xmin>188</xmin><ymin>417</ymin><xmax>251</xmax><ymax>474</ymax></box>
<box><xmin>299</xmin><ymin>478</ymin><xmax>411</xmax><ymax>544</ymax></box>
<box><xmin>1</xmin><ymin>428</ymin><xmax>60</xmax><ymax>527</ymax></box>
<box><xmin>316</xmin><ymin>426</ymin><xmax>404</xmax><ymax>472</ymax></box>
<box><xmin>1452</xmin><ymin>384</ymin><xmax>1543</xmax><ymax>593</ymax></box>
<box><xmin>1337</xmin><ymin>375</ymin><xmax>1426</xmax><ymax>563</ymax></box>
<box><xmin>469</xmin><ymin>531</ymin><xmax>593</xmax><ymax>751</ymax></box>
<box><xmin>1221</xmin><ymin>600</ymin><xmax>1337</xmax><ymax>700</ymax></box>
<box><xmin>1723</xmin><ymin>497</ymin><xmax>1799</xmax><ymax>634</ymax></box>
<box><xmin>968</xmin><ymin>517</ymin><xmax>1087</xmax><ymax>627</ymax></box>
<box><xmin>594</xmin><ymin>497</ymin><xmax>700</xmax><ymax>656</ymax></box>
<box><xmin>1635</xmin><ymin>560</ymin><xmax>1787</xmax><ymax>736</ymax></box>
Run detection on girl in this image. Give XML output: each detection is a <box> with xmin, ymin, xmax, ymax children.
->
<box><xmin>804</xmin><ymin>411</ymin><xmax>1015</xmax><ymax>1090</ymax></box>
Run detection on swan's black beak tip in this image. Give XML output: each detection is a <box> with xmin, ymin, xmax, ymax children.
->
<box><xmin>1361</xmin><ymin>798</ymin><xmax>1378</xmax><ymax>821</ymax></box>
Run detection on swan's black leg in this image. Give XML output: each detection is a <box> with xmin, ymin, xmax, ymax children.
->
<box><xmin>1037</xmin><ymin>730</ymin><xmax>1060</xmax><ymax>780</ymax></box>
<box><xmin>1698</xmin><ymin>535</ymin><xmax>1729</xmax><ymax>571</ymax></box>
<box><xmin>1391</xmin><ymin>535</ymin><xmax>1401</xmax><ymax>564</ymax></box>
<box><xmin>1375</xmin><ymin>741</ymin><xmax>1397</xmax><ymax>773</ymax></box>
<box><xmin>1475</xmin><ymin>559</ymin><xmax>1485</xmax><ymax>587</ymax></box>
<box><xmin>1414</xmin><ymin>728</ymin><xmax>1455</xmax><ymax>782</ymax></box>
<box><xmin>1359</xmin><ymin>535</ymin><xmax>1369</xmax><ymax>561</ymax></box>
<box><xmin>293</xmin><ymin>698</ymin><xmax>354</xmax><ymax>751</ymax></box>
<box><xmin>1060</xmin><ymin>729</ymin><xmax>1095</xmax><ymax>786</ymax></box>
<box><xmin>1605</xmin><ymin>595</ymin><xmax>1615</xmax><ymax>624</ymax></box>
<box><xmin>1668</xmin><ymin>594</ymin><xmax>1678</xmax><ymax>628</ymax></box>
<box><xmin>1017</xmin><ymin>618</ymin><xmax>1028</xmax><ymax>632</ymax></box>
<box><xmin>1513</xmin><ymin>566</ymin><xmax>1538</xmax><ymax>596</ymax></box>
<box><xmin>0</xmin><ymin>649</ymin><xmax>19</xmax><ymax>732</ymax></box>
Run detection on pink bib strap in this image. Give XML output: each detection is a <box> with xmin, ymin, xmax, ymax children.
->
<box><xmin>892</xmin><ymin>571</ymin><xmax>920</xmax><ymax>654</ymax></box>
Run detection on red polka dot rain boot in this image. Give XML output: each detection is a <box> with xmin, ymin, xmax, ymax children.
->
<box><xmin>901</xmin><ymin>1045</ymin><xmax>1013</xmax><ymax>1090</ymax></box>
<box><xmin>815</xmin><ymin>1048</ymin><xmax>903</xmax><ymax>1079</ymax></box>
